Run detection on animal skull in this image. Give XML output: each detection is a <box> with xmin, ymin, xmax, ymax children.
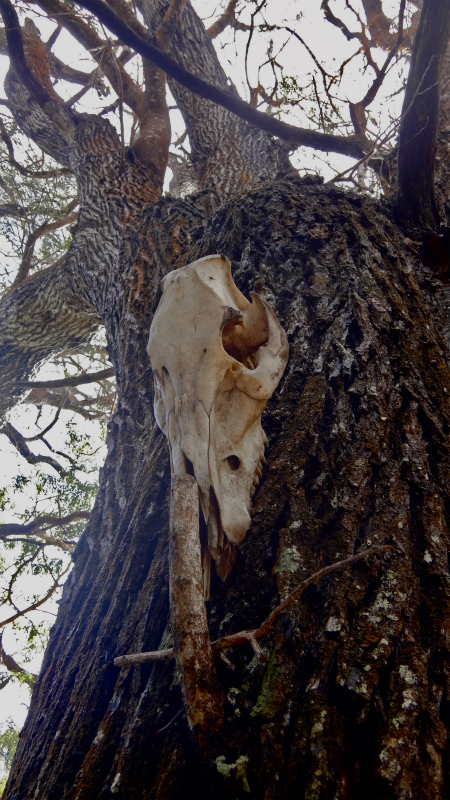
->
<box><xmin>148</xmin><ymin>255</ymin><xmax>289</xmax><ymax>594</ymax></box>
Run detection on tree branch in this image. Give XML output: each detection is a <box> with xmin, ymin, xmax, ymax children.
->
<box><xmin>0</xmin><ymin>420</ymin><xmax>65</xmax><ymax>473</ymax></box>
<box><xmin>74</xmin><ymin>0</ymin><xmax>369</xmax><ymax>159</ymax></box>
<box><xmin>0</xmin><ymin>202</ymin><xmax>27</xmax><ymax>219</ymax></box>
<box><xmin>0</xmin><ymin>121</ymin><xmax>71</xmax><ymax>179</ymax></box>
<box><xmin>114</xmin><ymin>544</ymin><xmax>393</xmax><ymax>667</ymax></box>
<box><xmin>321</xmin><ymin>0</ymin><xmax>362</xmax><ymax>42</ymax></box>
<box><xmin>0</xmin><ymin>635</ymin><xmax>38</xmax><ymax>680</ymax></box>
<box><xmin>12</xmin><ymin>210</ymin><xmax>78</xmax><ymax>288</ymax></box>
<box><xmin>0</xmin><ymin>511</ymin><xmax>89</xmax><ymax>552</ymax></box>
<box><xmin>0</xmin><ymin>119</ymin><xmax>71</xmax><ymax>178</ymax></box>
<box><xmin>0</xmin><ymin>261</ymin><xmax>101</xmax><ymax>416</ymax></box>
<box><xmin>207</xmin><ymin>0</ymin><xmax>238</xmax><ymax>39</ymax></box>
<box><xmin>0</xmin><ymin>0</ymin><xmax>52</xmax><ymax>106</ymax></box>
<box><xmin>169</xmin><ymin>475</ymin><xmax>223</xmax><ymax>751</ymax></box>
<box><xmin>48</xmin><ymin>52</ymin><xmax>105</xmax><ymax>88</ymax></box>
<box><xmin>0</xmin><ymin>0</ymin><xmax>76</xmax><ymax>135</ymax></box>
<box><xmin>349</xmin><ymin>0</ymin><xmax>406</xmax><ymax>136</ymax></box>
<box><xmin>18</xmin><ymin>366</ymin><xmax>114</xmax><ymax>389</ymax></box>
<box><xmin>34</xmin><ymin>0</ymin><xmax>144</xmax><ymax>116</ymax></box>
<box><xmin>0</xmin><ymin>564</ymin><xmax>70</xmax><ymax>628</ymax></box>
<box><xmin>22</xmin><ymin>386</ymin><xmax>113</xmax><ymax>421</ymax></box>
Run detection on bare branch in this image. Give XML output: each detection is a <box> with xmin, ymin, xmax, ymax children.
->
<box><xmin>114</xmin><ymin>648</ymin><xmax>173</xmax><ymax>667</ymax></box>
<box><xmin>114</xmin><ymin>544</ymin><xmax>393</xmax><ymax>667</ymax></box>
<box><xmin>168</xmin><ymin>475</ymin><xmax>223</xmax><ymax>746</ymax></box>
<box><xmin>0</xmin><ymin>635</ymin><xmax>38</xmax><ymax>680</ymax></box>
<box><xmin>254</xmin><ymin>544</ymin><xmax>392</xmax><ymax>640</ymax></box>
<box><xmin>12</xmin><ymin>210</ymin><xmax>78</xmax><ymax>288</ymax></box>
<box><xmin>0</xmin><ymin>420</ymin><xmax>65</xmax><ymax>473</ymax></box>
<box><xmin>18</xmin><ymin>366</ymin><xmax>114</xmax><ymax>389</ymax></box>
<box><xmin>74</xmin><ymin>0</ymin><xmax>369</xmax><ymax>159</ymax></box>
<box><xmin>129</xmin><ymin>0</ymin><xmax>187</xmax><ymax>174</ymax></box>
<box><xmin>34</xmin><ymin>0</ymin><xmax>144</xmax><ymax>116</ymax></box>
<box><xmin>207</xmin><ymin>0</ymin><xmax>238</xmax><ymax>39</ymax></box>
<box><xmin>285</xmin><ymin>26</ymin><xmax>338</xmax><ymax>112</ymax></box>
<box><xmin>44</xmin><ymin>22</ymin><xmax>61</xmax><ymax>51</ymax></box>
<box><xmin>0</xmin><ymin>0</ymin><xmax>54</xmax><ymax>107</ymax></box>
<box><xmin>48</xmin><ymin>51</ymin><xmax>104</xmax><ymax>88</ymax></box>
<box><xmin>0</xmin><ymin>563</ymin><xmax>71</xmax><ymax>628</ymax></box>
<box><xmin>24</xmin><ymin>403</ymin><xmax>62</xmax><ymax>441</ymax></box>
<box><xmin>321</xmin><ymin>0</ymin><xmax>361</xmax><ymax>42</ymax></box>
<box><xmin>349</xmin><ymin>0</ymin><xmax>407</xmax><ymax>134</ymax></box>
<box><xmin>0</xmin><ymin>119</ymin><xmax>71</xmax><ymax>178</ymax></box>
<box><xmin>0</xmin><ymin>512</ymin><xmax>88</xmax><ymax>552</ymax></box>
<box><xmin>0</xmin><ymin>511</ymin><xmax>90</xmax><ymax>535</ymax></box>
<box><xmin>22</xmin><ymin>387</ymin><xmax>112</xmax><ymax>421</ymax></box>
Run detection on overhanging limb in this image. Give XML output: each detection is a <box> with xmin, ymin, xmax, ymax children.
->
<box><xmin>74</xmin><ymin>0</ymin><xmax>368</xmax><ymax>159</ymax></box>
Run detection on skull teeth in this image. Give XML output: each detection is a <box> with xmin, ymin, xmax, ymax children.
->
<box><xmin>250</xmin><ymin>485</ymin><xmax>256</xmax><ymax>497</ymax></box>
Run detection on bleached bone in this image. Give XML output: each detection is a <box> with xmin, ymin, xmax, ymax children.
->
<box><xmin>148</xmin><ymin>255</ymin><xmax>289</xmax><ymax>595</ymax></box>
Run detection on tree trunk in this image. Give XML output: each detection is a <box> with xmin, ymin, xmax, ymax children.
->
<box><xmin>4</xmin><ymin>173</ymin><xmax>450</xmax><ymax>800</ymax></box>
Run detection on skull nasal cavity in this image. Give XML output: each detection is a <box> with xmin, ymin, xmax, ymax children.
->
<box><xmin>222</xmin><ymin>317</ymin><xmax>268</xmax><ymax>364</ymax></box>
<box><xmin>226</xmin><ymin>455</ymin><xmax>240</xmax><ymax>471</ymax></box>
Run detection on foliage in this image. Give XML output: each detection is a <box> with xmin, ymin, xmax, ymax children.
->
<box><xmin>0</xmin><ymin>127</ymin><xmax>77</xmax><ymax>294</ymax></box>
<box><xmin>0</xmin><ymin>719</ymin><xmax>19</xmax><ymax>792</ymax></box>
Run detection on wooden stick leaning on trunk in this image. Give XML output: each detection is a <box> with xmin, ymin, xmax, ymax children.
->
<box><xmin>167</xmin><ymin>475</ymin><xmax>224</xmax><ymax>748</ymax></box>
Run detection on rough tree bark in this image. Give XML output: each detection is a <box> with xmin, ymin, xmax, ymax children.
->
<box><xmin>1</xmin><ymin>1</ymin><xmax>450</xmax><ymax>799</ymax></box>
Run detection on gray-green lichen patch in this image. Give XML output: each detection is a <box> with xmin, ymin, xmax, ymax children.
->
<box><xmin>215</xmin><ymin>755</ymin><xmax>251</xmax><ymax>793</ymax></box>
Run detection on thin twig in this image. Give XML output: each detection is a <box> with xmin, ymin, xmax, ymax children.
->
<box><xmin>153</xmin><ymin>709</ymin><xmax>183</xmax><ymax>738</ymax></box>
<box><xmin>0</xmin><ymin>564</ymin><xmax>70</xmax><ymax>627</ymax></box>
<box><xmin>114</xmin><ymin>543</ymin><xmax>393</xmax><ymax>667</ymax></box>
<box><xmin>12</xmin><ymin>208</ymin><xmax>78</xmax><ymax>287</ymax></box>
<box><xmin>24</xmin><ymin>405</ymin><xmax>63</xmax><ymax>441</ymax></box>
<box><xmin>0</xmin><ymin>421</ymin><xmax>65</xmax><ymax>474</ymax></box>
<box><xmin>0</xmin><ymin>120</ymin><xmax>71</xmax><ymax>178</ymax></box>
<box><xmin>73</xmin><ymin>0</ymin><xmax>370</xmax><ymax>160</ymax></box>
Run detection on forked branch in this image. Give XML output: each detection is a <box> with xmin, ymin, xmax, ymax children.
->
<box><xmin>0</xmin><ymin>563</ymin><xmax>71</xmax><ymax>628</ymax></box>
<box><xmin>114</xmin><ymin>543</ymin><xmax>393</xmax><ymax>668</ymax></box>
<box><xmin>74</xmin><ymin>0</ymin><xmax>369</xmax><ymax>159</ymax></box>
<box><xmin>0</xmin><ymin>420</ymin><xmax>65</xmax><ymax>474</ymax></box>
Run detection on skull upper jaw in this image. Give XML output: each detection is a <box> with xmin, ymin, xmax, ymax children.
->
<box><xmin>147</xmin><ymin>255</ymin><xmax>289</xmax><ymax>592</ymax></box>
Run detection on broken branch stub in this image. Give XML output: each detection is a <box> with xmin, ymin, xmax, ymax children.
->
<box><xmin>147</xmin><ymin>254</ymin><xmax>289</xmax><ymax>595</ymax></box>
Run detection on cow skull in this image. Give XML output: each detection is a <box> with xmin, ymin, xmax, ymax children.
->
<box><xmin>148</xmin><ymin>255</ymin><xmax>289</xmax><ymax>595</ymax></box>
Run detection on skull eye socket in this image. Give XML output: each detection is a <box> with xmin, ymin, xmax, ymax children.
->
<box><xmin>226</xmin><ymin>455</ymin><xmax>240</xmax><ymax>471</ymax></box>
